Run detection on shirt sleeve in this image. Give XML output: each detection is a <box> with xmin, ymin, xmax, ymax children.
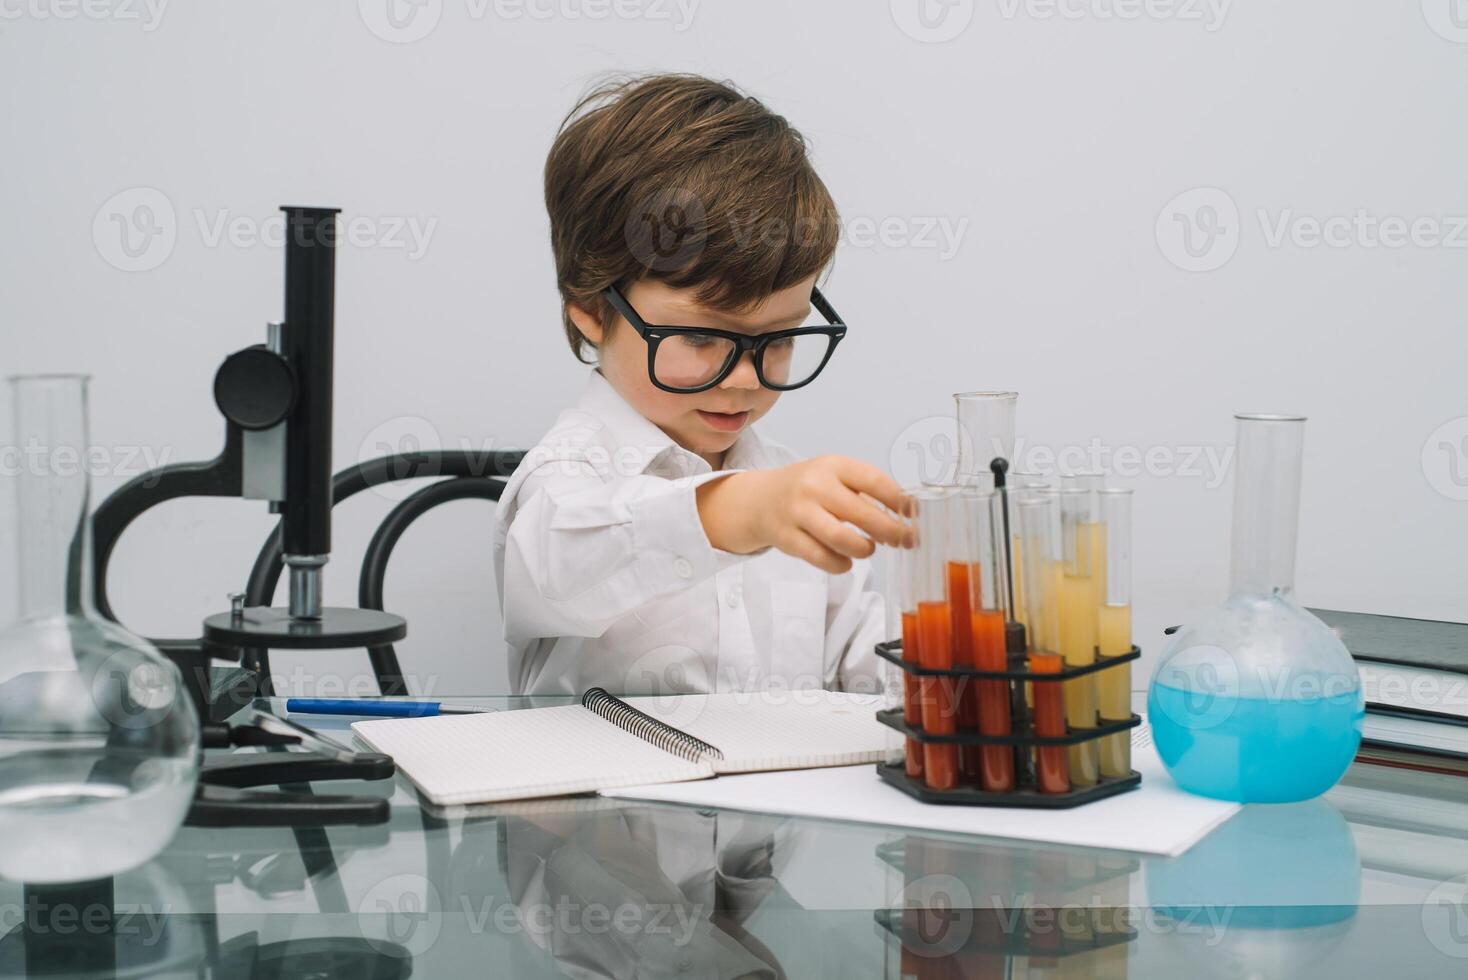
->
<box><xmin>499</xmin><ymin>459</ymin><xmax>762</xmax><ymax>648</ymax></box>
<box><xmin>821</xmin><ymin>554</ymin><xmax>890</xmax><ymax>694</ymax></box>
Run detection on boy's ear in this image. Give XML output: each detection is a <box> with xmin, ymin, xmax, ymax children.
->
<box><xmin>566</xmin><ymin>302</ymin><xmax>605</xmax><ymax>346</ymax></box>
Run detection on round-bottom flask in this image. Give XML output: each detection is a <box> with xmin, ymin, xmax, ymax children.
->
<box><xmin>0</xmin><ymin>375</ymin><xmax>200</xmax><ymax>883</ymax></box>
<box><xmin>1148</xmin><ymin>415</ymin><xmax>1362</xmax><ymax>804</ymax></box>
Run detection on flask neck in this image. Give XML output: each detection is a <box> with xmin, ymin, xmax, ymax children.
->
<box><xmin>10</xmin><ymin>375</ymin><xmax>98</xmax><ymax>620</ymax></box>
<box><xmin>1228</xmin><ymin>414</ymin><xmax>1306</xmax><ymax>598</ymax></box>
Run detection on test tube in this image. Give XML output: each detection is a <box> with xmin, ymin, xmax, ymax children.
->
<box><xmin>1058</xmin><ymin>488</ymin><xmax>1100</xmax><ymax>787</ymax></box>
<box><xmin>954</xmin><ymin>391</ymin><xmax>1018</xmax><ymax>481</ymax></box>
<box><xmin>886</xmin><ymin>496</ymin><xmax>925</xmax><ymax>782</ymax></box>
<box><xmin>1062</xmin><ymin>471</ymin><xmax>1108</xmax><ymax>607</ymax></box>
<box><xmin>910</xmin><ymin>487</ymin><xmax>960</xmax><ymax>791</ymax></box>
<box><xmin>1064</xmin><ymin>473</ymin><xmax>1109</xmax><ymax>770</ymax></box>
<box><xmin>1006</xmin><ymin>473</ymin><xmax>1048</xmax><ymax>624</ymax></box>
<box><xmin>1016</xmin><ymin>495</ymin><xmax>1069</xmax><ymax>794</ymax></box>
<box><xmin>1008</xmin><ymin>472</ymin><xmax>1051</xmax><ymax>711</ymax></box>
<box><xmin>963</xmin><ymin>488</ymin><xmax>1015</xmax><ymax>791</ymax></box>
<box><xmin>938</xmin><ymin>482</ymin><xmax>980</xmax><ymax>785</ymax></box>
<box><xmin>1096</xmin><ymin>488</ymin><xmax>1134</xmax><ymax>779</ymax></box>
<box><xmin>879</xmin><ymin>544</ymin><xmax>902</xmax><ymax>770</ymax></box>
<box><xmin>922</xmin><ymin>480</ymin><xmax>978</xmax><ymax>781</ymax></box>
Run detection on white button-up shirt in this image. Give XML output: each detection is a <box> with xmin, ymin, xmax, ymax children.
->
<box><xmin>492</xmin><ymin>369</ymin><xmax>886</xmax><ymax>696</ymax></box>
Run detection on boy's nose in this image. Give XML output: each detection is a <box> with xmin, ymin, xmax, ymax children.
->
<box><xmin>721</xmin><ymin>350</ymin><xmax>761</xmax><ymax>390</ymax></box>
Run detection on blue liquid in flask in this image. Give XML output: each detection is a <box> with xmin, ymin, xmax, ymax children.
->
<box><xmin>1148</xmin><ymin>683</ymin><xmax>1364</xmax><ymax>803</ymax></box>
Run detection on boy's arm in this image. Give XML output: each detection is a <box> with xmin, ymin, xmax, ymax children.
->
<box><xmin>695</xmin><ymin>457</ymin><xmax>910</xmax><ymax>573</ymax></box>
<box><xmin>500</xmin><ymin>461</ymin><xmax>751</xmax><ymax>646</ymax></box>
<box><xmin>501</xmin><ymin>453</ymin><xmax>910</xmax><ymax>647</ymax></box>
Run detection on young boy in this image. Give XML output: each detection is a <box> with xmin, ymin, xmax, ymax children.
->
<box><xmin>492</xmin><ymin>74</ymin><xmax>910</xmax><ymax>696</ymax></box>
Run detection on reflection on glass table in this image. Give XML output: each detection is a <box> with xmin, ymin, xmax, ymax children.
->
<box><xmin>2</xmin><ymin>692</ymin><xmax>1468</xmax><ymax>977</ymax></box>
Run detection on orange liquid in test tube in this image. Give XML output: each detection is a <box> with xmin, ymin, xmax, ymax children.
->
<box><xmin>947</xmin><ymin>560</ymin><xmax>984</xmax><ymax>784</ymax></box>
<box><xmin>970</xmin><ymin>608</ymin><xmax>1014</xmax><ymax>791</ymax></box>
<box><xmin>1029</xmin><ymin>652</ymin><xmax>1070</xmax><ymax>793</ymax></box>
<box><xmin>916</xmin><ymin>599</ymin><xmax>959</xmax><ymax>791</ymax></box>
<box><xmin>900</xmin><ymin>610</ymin><xmax>925</xmax><ymax>781</ymax></box>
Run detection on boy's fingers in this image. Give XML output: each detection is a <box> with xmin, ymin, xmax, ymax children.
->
<box><xmin>827</xmin><ymin>489</ymin><xmax>907</xmax><ymax>547</ymax></box>
<box><xmin>804</xmin><ymin>509</ymin><xmax>878</xmax><ymax>561</ymax></box>
<box><xmin>786</xmin><ymin>527</ymin><xmax>853</xmax><ymax>575</ymax></box>
<box><xmin>836</xmin><ymin>459</ymin><xmax>909</xmax><ymax>516</ymax></box>
<box><xmin>857</xmin><ymin>491</ymin><xmax>918</xmax><ymax>546</ymax></box>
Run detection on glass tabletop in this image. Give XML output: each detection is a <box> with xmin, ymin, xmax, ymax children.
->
<box><xmin>3</xmin><ymin>693</ymin><xmax>1467</xmax><ymax>979</ymax></box>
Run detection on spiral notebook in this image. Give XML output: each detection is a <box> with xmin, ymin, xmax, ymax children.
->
<box><xmin>349</xmin><ymin>689</ymin><xmax>893</xmax><ymax>805</ymax></box>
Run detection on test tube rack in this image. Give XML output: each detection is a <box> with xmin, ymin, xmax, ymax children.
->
<box><xmin>874</xmin><ymin>639</ymin><xmax>1143</xmax><ymax>808</ymax></box>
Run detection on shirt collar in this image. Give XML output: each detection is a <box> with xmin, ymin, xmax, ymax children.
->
<box><xmin>577</xmin><ymin>369</ymin><xmax>768</xmax><ymax>476</ymax></box>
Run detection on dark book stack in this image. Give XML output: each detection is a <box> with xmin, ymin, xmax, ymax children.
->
<box><xmin>1311</xmin><ymin>609</ymin><xmax>1468</xmax><ymax>777</ymax></box>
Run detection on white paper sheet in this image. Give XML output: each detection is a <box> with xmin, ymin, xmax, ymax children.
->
<box><xmin>603</xmin><ymin>722</ymin><xmax>1240</xmax><ymax>857</ymax></box>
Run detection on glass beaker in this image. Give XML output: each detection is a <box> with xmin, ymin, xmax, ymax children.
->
<box><xmin>954</xmin><ymin>391</ymin><xmax>1017</xmax><ymax>482</ymax></box>
<box><xmin>0</xmin><ymin>374</ymin><xmax>200</xmax><ymax>882</ymax></box>
<box><xmin>1147</xmin><ymin>414</ymin><xmax>1363</xmax><ymax>803</ymax></box>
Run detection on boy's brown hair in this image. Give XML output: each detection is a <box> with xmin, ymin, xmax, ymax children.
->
<box><xmin>544</xmin><ymin>73</ymin><xmax>840</xmax><ymax>362</ymax></box>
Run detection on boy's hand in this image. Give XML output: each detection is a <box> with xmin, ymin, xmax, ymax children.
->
<box><xmin>696</xmin><ymin>456</ymin><xmax>912</xmax><ymax>574</ymax></box>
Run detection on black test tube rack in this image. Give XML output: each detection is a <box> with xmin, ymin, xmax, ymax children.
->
<box><xmin>874</xmin><ymin>639</ymin><xmax>1143</xmax><ymax>809</ymax></box>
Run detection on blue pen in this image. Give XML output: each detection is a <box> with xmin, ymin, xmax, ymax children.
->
<box><xmin>284</xmin><ymin>698</ymin><xmax>495</xmax><ymax>718</ymax></box>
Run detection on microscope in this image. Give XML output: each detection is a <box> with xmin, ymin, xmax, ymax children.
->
<box><xmin>90</xmin><ymin>206</ymin><xmax>519</xmax><ymax>826</ymax></box>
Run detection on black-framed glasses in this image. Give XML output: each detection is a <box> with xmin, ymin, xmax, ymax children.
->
<box><xmin>601</xmin><ymin>283</ymin><xmax>847</xmax><ymax>394</ymax></box>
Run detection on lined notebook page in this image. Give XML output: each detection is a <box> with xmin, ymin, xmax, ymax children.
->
<box><xmin>621</xmin><ymin>691</ymin><xmax>892</xmax><ymax>773</ymax></box>
<box><xmin>351</xmin><ymin>704</ymin><xmax>713</xmax><ymax>805</ymax></box>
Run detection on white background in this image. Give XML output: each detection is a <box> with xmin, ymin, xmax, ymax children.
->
<box><xmin>1</xmin><ymin>0</ymin><xmax>1465</xmax><ymax>695</ymax></box>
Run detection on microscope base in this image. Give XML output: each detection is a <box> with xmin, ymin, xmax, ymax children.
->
<box><xmin>203</xmin><ymin>606</ymin><xmax>407</xmax><ymax>650</ymax></box>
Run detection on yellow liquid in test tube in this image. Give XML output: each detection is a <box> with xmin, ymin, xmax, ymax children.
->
<box><xmin>1096</xmin><ymin>604</ymin><xmax>1132</xmax><ymax>778</ymax></box>
<box><xmin>1057</xmin><ymin>572</ymin><xmax>1099</xmax><ymax>786</ymax></box>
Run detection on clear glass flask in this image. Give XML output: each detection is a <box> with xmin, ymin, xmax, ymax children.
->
<box><xmin>1147</xmin><ymin>414</ymin><xmax>1363</xmax><ymax>803</ymax></box>
<box><xmin>0</xmin><ymin>374</ymin><xmax>200</xmax><ymax>882</ymax></box>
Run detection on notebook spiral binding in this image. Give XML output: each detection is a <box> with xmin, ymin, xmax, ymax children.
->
<box><xmin>581</xmin><ymin>688</ymin><xmax>725</xmax><ymax>764</ymax></box>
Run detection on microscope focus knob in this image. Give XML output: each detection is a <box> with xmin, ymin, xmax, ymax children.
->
<box><xmin>214</xmin><ymin>346</ymin><xmax>298</xmax><ymax>430</ymax></box>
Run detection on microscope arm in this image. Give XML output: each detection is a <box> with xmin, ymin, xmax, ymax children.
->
<box><xmin>91</xmin><ymin>423</ymin><xmax>244</xmax><ymax>627</ymax></box>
